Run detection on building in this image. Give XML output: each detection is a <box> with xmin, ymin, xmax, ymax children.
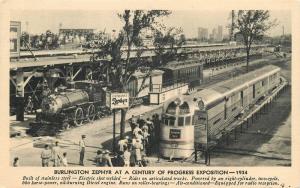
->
<box><xmin>198</xmin><ymin>27</ymin><xmax>208</xmax><ymax>42</ymax></box>
<box><xmin>59</xmin><ymin>28</ymin><xmax>95</xmax><ymax>35</ymax></box>
<box><xmin>217</xmin><ymin>25</ymin><xmax>223</xmax><ymax>41</ymax></box>
<box><xmin>210</xmin><ymin>28</ymin><xmax>217</xmax><ymax>41</ymax></box>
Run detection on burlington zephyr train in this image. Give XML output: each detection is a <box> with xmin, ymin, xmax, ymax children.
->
<box><xmin>160</xmin><ymin>65</ymin><xmax>281</xmax><ymax>159</ymax></box>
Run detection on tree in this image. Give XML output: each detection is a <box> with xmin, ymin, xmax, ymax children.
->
<box><xmin>233</xmin><ymin>10</ymin><xmax>277</xmax><ymax>72</ymax></box>
<box><xmin>95</xmin><ymin>10</ymin><xmax>171</xmax><ymax>139</ymax></box>
<box><xmin>152</xmin><ymin>26</ymin><xmax>184</xmax><ymax>67</ymax></box>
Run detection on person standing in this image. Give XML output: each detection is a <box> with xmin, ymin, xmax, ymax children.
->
<box><xmin>41</xmin><ymin>144</ymin><xmax>51</xmax><ymax>167</ymax></box>
<box><xmin>79</xmin><ymin>135</ymin><xmax>86</xmax><ymax>166</ymax></box>
<box><xmin>95</xmin><ymin>150</ymin><xmax>103</xmax><ymax>167</ymax></box>
<box><xmin>13</xmin><ymin>157</ymin><xmax>19</xmax><ymax>167</ymax></box>
<box><xmin>61</xmin><ymin>152</ymin><xmax>68</xmax><ymax>167</ymax></box>
<box><xmin>102</xmin><ymin>150</ymin><xmax>113</xmax><ymax>167</ymax></box>
<box><xmin>133</xmin><ymin>139</ymin><xmax>143</xmax><ymax>167</ymax></box>
<box><xmin>123</xmin><ymin>146</ymin><xmax>131</xmax><ymax>167</ymax></box>
<box><xmin>142</xmin><ymin>128</ymin><xmax>150</xmax><ymax>156</ymax></box>
<box><xmin>118</xmin><ymin>136</ymin><xmax>129</xmax><ymax>153</ymax></box>
<box><xmin>51</xmin><ymin>141</ymin><xmax>61</xmax><ymax>167</ymax></box>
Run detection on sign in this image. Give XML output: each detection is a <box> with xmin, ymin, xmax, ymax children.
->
<box><xmin>169</xmin><ymin>129</ymin><xmax>181</xmax><ymax>139</ymax></box>
<box><xmin>106</xmin><ymin>92</ymin><xmax>129</xmax><ymax>109</ymax></box>
<box><xmin>194</xmin><ymin>124</ymin><xmax>208</xmax><ymax>144</ymax></box>
<box><xmin>10</xmin><ymin>21</ymin><xmax>21</xmax><ymax>58</ymax></box>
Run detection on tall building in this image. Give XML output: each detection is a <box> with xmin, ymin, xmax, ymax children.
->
<box><xmin>210</xmin><ymin>28</ymin><xmax>217</xmax><ymax>41</ymax></box>
<box><xmin>217</xmin><ymin>25</ymin><xmax>223</xmax><ymax>41</ymax></box>
<box><xmin>198</xmin><ymin>27</ymin><xmax>208</xmax><ymax>42</ymax></box>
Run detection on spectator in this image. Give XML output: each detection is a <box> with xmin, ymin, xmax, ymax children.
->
<box><xmin>13</xmin><ymin>157</ymin><xmax>19</xmax><ymax>167</ymax></box>
<box><xmin>79</xmin><ymin>135</ymin><xmax>86</xmax><ymax>166</ymax></box>
<box><xmin>113</xmin><ymin>152</ymin><xmax>124</xmax><ymax>167</ymax></box>
<box><xmin>102</xmin><ymin>150</ymin><xmax>113</xmax><ymax>167</ymax></box>
<box><xmin>118</xmin><ymin>136</ymin><xmax>129</xmax><ymax>153</ymax></box>
<box><xmin>137</xmin><ymin>116</ymin><xmax>146</xmax><ymax>129</ymax></box>
<box><xmin>123</xmin><ymin>146</ymin><xmax>131</xmax><ymax>167</ymax></box>
<box><xmin>141</xmin><ymin>154</ymin><xmax>149</xmax><ymax>167</ymax></box>
<box><xmin>51</xmin><ymin>141</ymin><xmax>61</xmax><ymax>167</ymax></box>
<box><xmin>61</xmin><ymin>152</ymin><xmax>68</xmax><ymax>167</ymax></box>
<box><xmin>142</xmin><ymin>128</ymin><xmax>150</xmax><ymax>156</ymax></box>
<box><xmin>129</xmin><ymin>115</ymin><xmax>137</xmax><ymax>133</ymax></box>
<box><xmin>41</xmin><ymin>144</ymin><xmax>51</xmax><ymax>167</ymax></box>
<box><xmin>133</xmin><ymin>126</ymin><xmax>142</xmax><ymax>138</ymax></box>
<box><xmin>133</xmin><ymin>139</ymin><xmax>143</xmax><ymax>167</ymax></box>
<box><xmin>95</xmin><ymin>150</ymin><xmax>103</xmax><ymax>167</ymax></box>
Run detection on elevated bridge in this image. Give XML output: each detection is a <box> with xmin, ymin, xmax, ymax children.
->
<box><xmin>10</xmin><ymin>43</ymin><xmax>272</xmax><ymax>121</ymax></box>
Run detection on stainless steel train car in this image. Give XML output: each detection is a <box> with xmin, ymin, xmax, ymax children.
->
<box><xmin>160</xmin><ymin>65</ymin><xmax>281</xmax><ymax>159</ymax></box>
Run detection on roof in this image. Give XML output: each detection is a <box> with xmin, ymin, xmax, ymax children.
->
<box><xmin>170</xmin><ymin>65</ymin><xmax>281</xmax><ymax>111</ymax></box>
<box><xmin>162</xmin><ymin>59</ymin><xmax>203</xmax><ymax>70</ymax></box>
<box><xmin>132</xmin><ymin>69</ymin><xmax>164</xmax><ymax>79</ymax></box>
<box><xmin>212</xmin><ymin>65</ymin><xmax>280</xmax><ymax>96</ymax></box>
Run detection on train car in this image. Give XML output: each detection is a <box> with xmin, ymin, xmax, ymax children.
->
<box><xmin>160</xmin><ymin>65</ymin><xmax>281</xmax><ymax>159</ymax></box>
<box><xmin>127</xmin><ymin>69</ymin><xmax>164</xmax><ymax>106</ymax></box>
<box><xmin>160</xmin><ymin>59</ymin><xmax>204</xmax><ymax>87</ymax></box>
<box><xmin>28</xmin><ymin>80</ymin><xmax>108</xmax><ymax>136</ymax></box>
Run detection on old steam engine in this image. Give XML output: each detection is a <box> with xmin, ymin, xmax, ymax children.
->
<box><xmin>28</xmin><ymin>81</ymin><xmax>109</xmax><ymax>136</ymax></box>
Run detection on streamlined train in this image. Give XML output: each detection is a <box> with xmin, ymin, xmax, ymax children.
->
<box><xmin>160</xmin><ymin>65</ymin><xmax>282</xmax><ymax>159</ymax></box>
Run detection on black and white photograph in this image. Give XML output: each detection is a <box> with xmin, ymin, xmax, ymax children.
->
<box><xmin>8</xmin><ymin>7</ymin><xmax>292</xmax><ymax>169</ymax></box>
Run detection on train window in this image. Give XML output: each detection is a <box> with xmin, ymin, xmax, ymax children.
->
<box><xmin>178</xmin><ymin>117</ymin><xmax>184</xmax><ymax>126</ymax></box>
<box><xmin>164</xmin><ymin>118</ymin><xmax>169</xmax><ymax>126</ymax></box>
<box><xmin>213</xmin><ymin>118</ymin><xmax>221</xmax><ymax>125</ymax></box>
<box><xmin>169</xmin><ymin>118</ymin><xmax>175</xmax><ymax>126</ymax></box>
<box><xmin>185</xmin><ymin>116</ymin><xmax>191</xmax><ymax>125</ymax></box>
<box><xmin>166</xmin><ymin>102</ymin><xmax>177</xmax><ymax>114</ymax></box>
<box><xmin>179</xmin><ymin>102</ymin><xmax>190</xmax><ymax>114</ymax></box>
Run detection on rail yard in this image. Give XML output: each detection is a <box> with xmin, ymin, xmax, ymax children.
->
<box><xmin>9</xmin><ymin>11</ymin><xmax>291</xmax><ymax>167</ymax></box>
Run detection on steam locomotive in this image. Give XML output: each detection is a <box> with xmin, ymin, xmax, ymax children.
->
<box><xmin>28</xmin><ymin>81</ymin><xmax>109</xmax><ymax>136</ymax></box>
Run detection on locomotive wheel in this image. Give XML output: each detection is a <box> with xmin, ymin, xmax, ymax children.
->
<box><xmin>62</xmin><ymin>122</ymin><xmax>70</xmax><ymax>130</ymax></box>
<box><xmin>87</xmin><ymin>104</ymin><xmax>96</xmax><ymax>122</ymax></box>
<box><xmin>74</xmin><ymin>107</ymin><xmax>84</xmax><ymax>126</ymax></box>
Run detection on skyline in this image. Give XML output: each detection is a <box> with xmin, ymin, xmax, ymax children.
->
<box><xmin>11</xmin><ymin>10</ymin><xmax>291</xmax><ymax>38</ymax></box>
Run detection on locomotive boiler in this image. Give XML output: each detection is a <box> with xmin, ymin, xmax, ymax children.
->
<box><xmin>28</xmin><ymin>81</ymin><xmax>107</xmax><ymax>136</ymax></box>
<box><xmin>41</xmin><ymin>90</ymin><xmax>89</xmax><ymax>114</ymax></box>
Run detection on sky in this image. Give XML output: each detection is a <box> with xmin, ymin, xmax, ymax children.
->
<box><xmin>11</xmin><ymin>10</ymin><xmax>291</xmax><ymax>38</ymax></box>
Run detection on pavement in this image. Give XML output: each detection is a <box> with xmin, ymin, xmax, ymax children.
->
<box><xmin>9</xmin><ymin>54</ymin><xmax>291</xmax><ymax>167</ymax></box>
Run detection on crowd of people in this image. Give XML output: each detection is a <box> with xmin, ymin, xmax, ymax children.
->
<box><xmin>13</xmin><ymin>114</ymin><xmax>161</xmax><ymax>167</ymax></box>
<box><xmin>21</xmin><ymin>30</ymin><xmax>97</xmax><ymax>50</ymax></box>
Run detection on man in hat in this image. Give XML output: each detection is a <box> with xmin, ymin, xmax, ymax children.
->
<box><xmin>118</xmin><ymin>136</ymin><xmax>129</xmax><ymax>153</ymax></box>
<box><xmin>79</xmin><ymin>135</ymin><xmax>86</xmax><ymax>166</ymax></box>
<box><xmin>41</xmin><ymin>144</ymin><xmax>51</xmax><ymax>167</ymax></box>
<box><xmin>51</xmin><ymin>141</ymin><xmax>61</xmax><ymax>167</ymax></box>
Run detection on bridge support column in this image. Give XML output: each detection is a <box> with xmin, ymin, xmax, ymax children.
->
<box><xmin>16</xmin><ymin>69</ymin><xmax>25</xmax><ymax>121</ymax></box>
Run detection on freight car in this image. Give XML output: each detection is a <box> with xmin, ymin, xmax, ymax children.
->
<box><xmin>159</xmin><ymin>65</ymin><xmax>281</xmax><ymax>159</ymax></box>
<box><xmin>28</xmin><ymin>80</ymin><xmax>108</xmax><ymax>136</ymax></box>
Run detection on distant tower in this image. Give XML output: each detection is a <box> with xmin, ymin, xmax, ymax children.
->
<box><xmin>282</xmin><ymin>25</ymin><xmax>285</xmax><ymax>37</ymax></box>
<box><xmin>231</xmin><ymin>10</ymin><xmax>235</xmax><ymax>41</ymax></box>
<box><xmin>59</xmin><ymin>23</ymin><xmax>63</xmax><ymax>33</ymax></box>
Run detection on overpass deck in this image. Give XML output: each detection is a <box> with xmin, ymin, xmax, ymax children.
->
<box><xmin>10</xmin><ymin>44</ymin><xmax>265</xmax><ymax>70</ymax></box>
